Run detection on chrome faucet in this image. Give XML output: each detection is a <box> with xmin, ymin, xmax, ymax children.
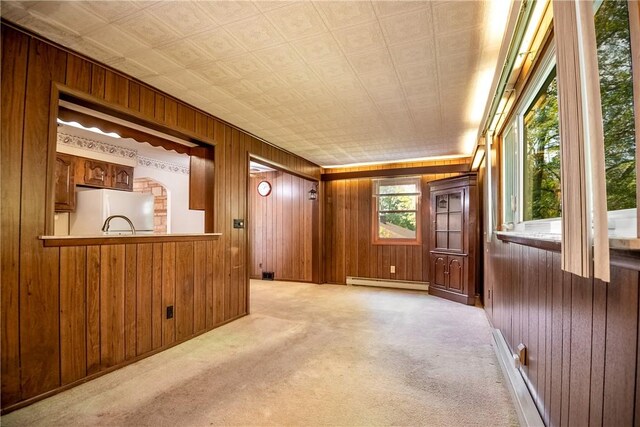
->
<box><xmin>101</xmin><ymin>215</ymin><xmax>136</xmax><ymax>235</ymax></box>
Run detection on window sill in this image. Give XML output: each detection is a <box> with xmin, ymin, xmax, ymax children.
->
<box><xmin>496</xmin><ymin>231</ymin><xmax>640</xmax><ymax>252</ymax></box>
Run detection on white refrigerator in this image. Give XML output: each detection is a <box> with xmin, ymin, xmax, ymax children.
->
<box><xmin>70</xmin><ymin>188</ymin><xmax>155</xmax><ymax>235</ymax></box>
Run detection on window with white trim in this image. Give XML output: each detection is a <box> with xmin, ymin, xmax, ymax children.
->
<box><xmin>372</xmin><ymin>177</ymin><xmax>421</xmax><ymax>244</ymax></box>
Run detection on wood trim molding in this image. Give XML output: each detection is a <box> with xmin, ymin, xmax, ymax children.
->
<box><xmin>40</xmin><ymin>233</ymin><xmax>221</xmax><ymax>247</ymax></box>
<box><xmin>321</xmin><ymin>163</ymin><xmax>470</xmax><ymax>181</ymax></box>
<box><xmin>250</xmin><ymin>154</ymin><xmax>319</xmax><ymax>182</ymax></box>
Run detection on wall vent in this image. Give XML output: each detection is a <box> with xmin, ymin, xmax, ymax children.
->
<box><xmin>262</xmin><ymin>272</ymin><xmax>275</xmax><ymax>280</ymax></box>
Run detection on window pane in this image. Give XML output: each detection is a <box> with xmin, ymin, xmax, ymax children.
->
<box><xmin>378</xmin><ymin>212</ymin><xmax>417</xmax><ymax>239</ymax></box>
<box><xmin>378</xmin><ymin>183</ymin><xmax>419</xmax><ymax>195</ymax></box>
<box><xmin>503</xmin><ymin>124</ymin><xmax>517</xmax><ymax>224</ymax></box>
<box><xmin>436</xmin><ymin>213</ymin><xmax>448</xmax><ymax>231</ymax></box>
<box><xmin>523</xmin><ymin>69</ymin><xmax>561</xmax><ymax>221</ymax></box>
<box><xmin>436</xmin><ymin>195</ymin><xmax>448</xmax><ymax>212</ymax></box>
<box><xmin>449</xmin><ymin>212</ymin><xmax>462</xmax><ymax>231</ymax></box>
<box><xmin>448</xmin><ymin>231</ymin><xmax>462</xmax><ymax>250</ymax></box>
<box><xmin>595</xmin><ymin>0</ymin><xmax>637</xmax><ymax>211</ymax></box>
<box><xmin>378</xmin><ymin>195</ymin><xmax>417</xmax><ymax>211</ymax></box>
<box><xmin>449</xmin><ymin>193</ymin><xmax>462</xmax><ymax>211</ymax></box>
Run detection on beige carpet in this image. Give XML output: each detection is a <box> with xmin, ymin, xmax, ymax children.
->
<box><xmin>2</xmin><ymin>280</ymin><xmax>518</xmax><ymax>426</ymax></box>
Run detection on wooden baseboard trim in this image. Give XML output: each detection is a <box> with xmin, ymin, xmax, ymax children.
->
<box><xmin>0</xmin><ymin>313</ymin><xmax>248</xmax><ymax>415</ymax></box>
<box><xmin>428</xmin><ymin>287</ymin><xmax>476</xmax><ymax>305</ymax></box>
<box><xmin>491</xmin><ymin>329</ymin><xmax>544</xmax><ymax>427</ymax></box>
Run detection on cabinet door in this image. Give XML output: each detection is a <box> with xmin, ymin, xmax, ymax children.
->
<box><xmin>111</xmin><ymin>164</ymin><xmax>134</xmax><ymax>191</ymax></box>
<box><xmin>447</xmin><ymin>190</ymin><xmax>464</xmax><ymax>253</ymax></box>
<box><xmin>430</xmin><ymin>254</ymin><xmax>448</xmax><ymax>289</ymax></box>
<box><xmin>447</xmin><ymin>255</ymin><xmax>464</xmax><ymax>293</ymax></box>
<box><xmin>83</xmin><ymin>160</ymin><xmax>110</xmax><ymax>187</ymax></box>
<box><xmin>55</xmin><ymin>153</ymin><xmax>76</xmax><ymax>211</ymax></box>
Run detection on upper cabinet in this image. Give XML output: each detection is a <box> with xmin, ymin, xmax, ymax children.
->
<box><xmin>76</xmin><ymin>157</ymin><xmax>134</xmax><ymax>192</ymax></box>
<box><xmin>111</xmin><ymin>164</ymin><xmax>134</xmax><ymax>191</ymax></box>
<box><xmin>82</xmin><ymin>159</ymin><xmax>110</xmax><ymax>187</ymax></box>
<box><xmin>55</xmin><ymin>154</ymin><xmax>135</xmax><ymax>212</ymax></box>
<box><xmin>428</xmin><ymin>174</ymin><xmax>479</xmax><ymax>305</ymax></box>
<box><xmin>54</xmin><ymin>153</ymin><xmax>76</xmax><ymax>212</ymax></box>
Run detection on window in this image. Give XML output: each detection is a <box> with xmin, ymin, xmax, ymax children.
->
<box><xmin>501</xmin><ymin>54</ymin><xmax>560</xmax><ymax>227</ymax></box>
<box><xmin>594</xmin><ymin>0</ymin><xmax>637</xmax><ymax>212</ymax></box>
<box><xmin>373</xmin><ymin>177</ymin><xmax>421</xmax><ymax>244</ymax></box>
<box><xmin>522</xmin><ymin>68</ymin><xmax>561</xmax><ymax>221</ymax></box>
<box><xmin>502</xmin><ymin>123</ymin><xmax>518</xmax><ymax>227</ymax></box>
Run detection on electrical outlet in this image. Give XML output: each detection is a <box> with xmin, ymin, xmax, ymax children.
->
<box><xmin>390</xmin><ymin>265</ymin><xmax>396</xmax><ymax>273</ymax></box>
<box><xmin>166</xmin><ymin>305</ymin><xmax>174</xmax><ymax>319</ymax></box>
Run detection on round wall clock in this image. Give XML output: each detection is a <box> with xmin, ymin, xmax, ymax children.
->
<box><xmin>257</xmin><ymin>180</ymin><xmax>272</xmax><ymax>197</ymax></box>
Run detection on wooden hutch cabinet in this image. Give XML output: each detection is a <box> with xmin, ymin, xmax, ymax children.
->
<box><xmin>428</xmin><ymin>174</ymin><xmax>479</xmax><ymax>305</ymax></box>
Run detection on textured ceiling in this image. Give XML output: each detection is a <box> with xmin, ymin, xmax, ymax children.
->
<box><xmin>2</xmin><ymin>1</ymin><xmax>508</xmax><ymax>167</ymax></box>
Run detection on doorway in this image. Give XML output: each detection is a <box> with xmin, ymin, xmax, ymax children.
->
<box><xmin>247</xmin><ymin>159</ymin><xmax>318</xmax><ymax>283</ymax></box>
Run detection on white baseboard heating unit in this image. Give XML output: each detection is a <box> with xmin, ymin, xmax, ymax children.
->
<box><xmin>346</xmin><ymin>276</ymin><xmax>429</xmax><ymax>291</ymax></box>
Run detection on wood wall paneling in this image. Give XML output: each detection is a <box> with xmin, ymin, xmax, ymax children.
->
<box><xmin>248</xmin><ymin>171</ymin><xmax>314</xmax><ymax>282</ymax></box>
<box><xmin>60</xmin><ymin>246</ymin><xmax>87</xmax><ymax>385</ymax></box>
<box><xmin>0</xmin><ymin>22</ymin><xmax>322</xmax><ymax>412</ymax></box>
<box><xmin>86</xmin><ymin>246</ymin><xmax>101</xmax><ymax>375</ymax></box>
<box><xmin>19</xmin><ymin>37</ymin><xmax>67</xmax><ymax>400</ymax></box>
<box><xmin>484</xmin><ymin>236</ymin><xmax>640</xmax><ymax>427</ymax></box>
<box><xmin>323</xmin><ymin>161</ymin><xmax>465</xmax><ymax>284</ymax></box>
<box><xmin>136</xmin><ymin>244</ymin><xmax>153</xmax><ymax>356</ymax></box>
<box><xmin>1</xmin><ymin>24</ymin><xmax>29</xmax><ymax>406</ymax></box>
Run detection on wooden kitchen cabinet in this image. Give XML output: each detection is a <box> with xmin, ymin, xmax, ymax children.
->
<box><xmin>82</xmin><ymin>159</ymin><xmax>110</xmax><ymax>187</ymax></box>
<box><xmin>428</xmin><ymin>174</ymin><xmax>479</xmax><ymax>305</ymax></box>
<box><xmin>54</xmin><ymin>153</ymin><xmax>76</xmax><ymax>212</ymax></box>
<box><xmin>76</xmin><ymin>157</ymin><xmax>134</xmax><ymax>191</ymax></box>
<box><xmin>111</xmin><ymin>164</ymin><xmax>134</xmax><ymax>191</ymax></box>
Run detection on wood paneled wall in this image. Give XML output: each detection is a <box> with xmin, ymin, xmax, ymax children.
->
<box><xmin>248</xmin><ymin>171</ymin><xmax>314</xmax><ymax>282</ymax></box>
<box><xmin>323</xmin><ymin>158</ymin><xmax>468</xmax><ymax>284</ymax></box>
<box><xmin>0</xmin><ymin>24</ymin><xmax>321</xmax><ymax>411</ymax></box>
<box><xmin>61</xmin><ymin>241</ymin><xmax>222</xmax><ymax>384</ymax></box>
<box><xmin>485</xmin><ymin>238</ymin><xmax>640</xmax><ymax>426</ymax></box>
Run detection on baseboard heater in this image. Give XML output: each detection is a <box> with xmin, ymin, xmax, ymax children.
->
<box><xmin>346</xmin><ymin>276</ymin><xmax>429</xmax><ymax>291</ymax></box>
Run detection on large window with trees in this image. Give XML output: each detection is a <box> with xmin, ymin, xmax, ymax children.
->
<box><xmin>594</xmin><ymin>0</ymin><xmax>637</xmax><ymax>212</ymax></box>
<box><xmin>500</xmin><ymin>0</ymin><xmax>639</xmax><ymax>235</ymax></box>
<box><xmin>373</xmin><ymin>177</ymin><xmax>421</xmax><ymax>244</ymax></box>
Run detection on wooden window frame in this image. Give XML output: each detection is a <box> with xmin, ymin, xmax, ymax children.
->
<box><xmin>371</xmin><ymin>177</ymin><xmax>422</xmax><ymax>246</ymax></box>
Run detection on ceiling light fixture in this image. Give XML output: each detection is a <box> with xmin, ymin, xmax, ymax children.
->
<box><xmin>471</xmin><ymin>145</ymin><xmax>486</xmax><ymax>171</ymax></box>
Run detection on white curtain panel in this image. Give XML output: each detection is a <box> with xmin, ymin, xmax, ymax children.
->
<box><xmin>553</xmin><ymin>0</ymin><xmax>610</xmax><ymax>282</ymax></box>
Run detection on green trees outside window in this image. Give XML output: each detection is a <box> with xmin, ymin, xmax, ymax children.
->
<box><xmin>595</xmin><ymin>0</ymin><xmax>637</xmax><ymax>211</ymax></box>
<box><xmin>375</xmin><ymin>178</ymin><xmax>420</xmax><ymax>240</ymax></box>
<box><xmin>523</xmin><ymin>70</ymin><xmax>561</xmax><ymax>221</ymax></box>
<box><xmin>521</xmin><ymin>0</ymin><xmax>636</xmax><ymax>221</ymax></box>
